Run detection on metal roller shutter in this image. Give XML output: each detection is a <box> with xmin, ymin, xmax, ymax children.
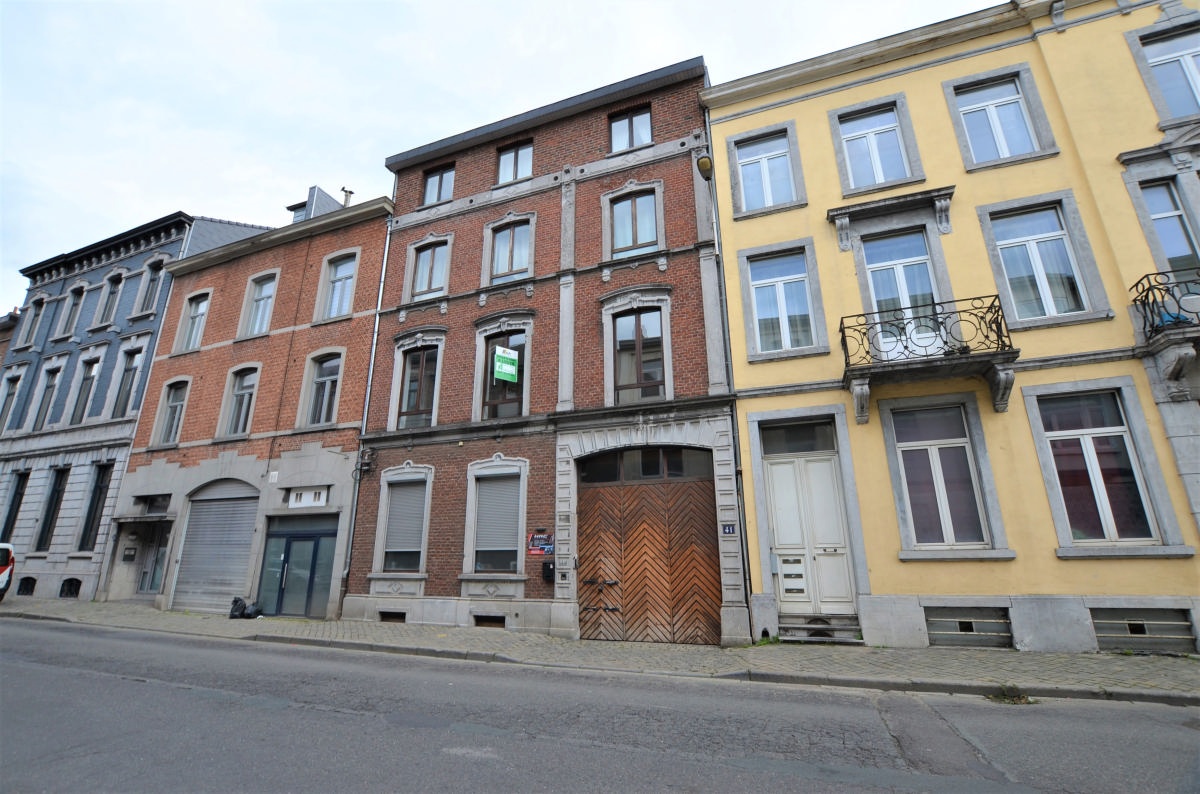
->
<box><xmin>172</xmin><ymin>495</ymin><xmax>258</xmax><ymax>613</ymax></box>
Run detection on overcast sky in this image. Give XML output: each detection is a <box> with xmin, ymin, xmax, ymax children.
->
<box><xmin>0</xmin><ymin>0</ymin><xmax>994</xmax><ymax>312</ymax></box>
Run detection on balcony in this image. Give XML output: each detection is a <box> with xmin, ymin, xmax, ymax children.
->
<box><xmin>1130</xmin><ymin>268</ymin><xmax>1200</xmax><ymax>399</ymax></box>
<box><xmin>839</xmin><ymin>295</ymin><xmax>1019</xmax><ymax>423</ymax></box>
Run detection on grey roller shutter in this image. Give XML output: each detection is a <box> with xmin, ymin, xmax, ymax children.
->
<box><xmin>385</xmin><ymin>482</ymin><xmax>426</xmax><ymax>553</ymax></box>
<box><xmin>475</xmin><ymin>475</ymin><xmax>519</xmax><ymax>552</ymax></box>
<box><xmin>173</xmin><ymin>496</ymin><xmax>258</xmax><ymax>612</ymax></box>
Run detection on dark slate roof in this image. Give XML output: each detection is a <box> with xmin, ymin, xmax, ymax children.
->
<box><xmin>183</xmin><ymin>217</ymin><xmax>274</xmax><ymax>257</ymax></box>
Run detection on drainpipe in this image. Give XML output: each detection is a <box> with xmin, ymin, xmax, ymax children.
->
<box><xmin>339</xmin><ymin>213</ymin><xmax>393</xmax><ymax>609</ymax></box>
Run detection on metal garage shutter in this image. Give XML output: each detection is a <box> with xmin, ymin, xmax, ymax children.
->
<box><xmin>172</xmin><ymin>495</ymin><xmax>258</xmax><ymax>613</ymax></box>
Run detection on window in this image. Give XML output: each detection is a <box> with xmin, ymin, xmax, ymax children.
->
<box><xmin>611</xmin><ymin>108</ymin><xmax>651</xmax><ymax>152</ymax></box>
<box><xmin>36</xmin><ymin>467</ymin><xmax>70</xmax><ymax>552</ymax></box>
<box><xmin>1142</xmin><ymin>29</ymin><xmax>1200</xmax><ymax>118</ymax></box>
<box><xmin>1037</xmin><ymin>392</ymin><xmax>1156</xmax><ymax>544</ymax></box>
<box><xmin>383</xmin><ymin>479</ymin><xmax>428</xmax><ymax>572</ymax></box>
<box><xmin>497</xmin><ymin>142</ymin><xmax>532</xmax><ymax>184</ymax></box>
<box><xmin>831</xmin><ymin>96</ymin><xmax>923</xmax><ymax>196</ymax></box>
<box><xmin>1143</xmin><ymin>181</ymin><xmax>1200</xmax><ymax>273</ymax></box>
<box><xmin>864</xmin><ymin>231</ymin><xmax>941</xmax><ymax>349</ymax></box>
<box><xmin>57</xmin><ymin>288</ymin><xmax>84</xmax><ymax>338</ymax></box>
<box><xmin>611</xmin><ymin>192</ymin><xmax>658</xmax><ymax>258</ymax></box>
<box><xmin>308</xmin><ymin>354</ymin><xmax>341</xmax><ymax>425</ymax></box>
<box><xmin>32</xmin><ymin>368</ymin><xmax>59</xmax><ymax>431</ymax></box>
<box><xmin>1</xmin><ymin>471</ymin><xmax>29</xmax><ymax>543</ymax></box>
<box><xmin>225</xmin><ymin>367</ymin><xmax>258</xmax><ymax>436</ymax></box>
<box><xmin>243</xmin><ymin>274</ymin><xmax>276</xmax><ymax>336</ymax></box>
<box><xmin>96</xmin><ymin>275</ymin><xmax>122</xmax><ymax>326</ymax></box>
<box><xmin>137</xmin><ymin>263</ymin><xmax>163</xmax><ymax>314</ymax></box>
<box><xmin>490</xmin><ymin>221</ymin><xmax>531</xmax><ymax>284</ymax></box>
<box><xmin>323</xmin><ymin>254</ymin><xmax>356</xmax><ymax>318</ymax></box>
<box><xmin>614</xmin><ymin>308</ymin><xmax>665</xmax><ymax>405</ymax></box>
<box><xmin>77</xmin><ymin>462</ymin><xmax>113</xmax><ymax>552</ymax></box>
<box><xmin>736</xmin><ymin>134</ymin><xmax>795</xmax><ymax>212</ymax></box>
<box><xmin>472</xmin><ymin>473</ymin><xmax>521</xmax><ymax>572</ymax></box>
<box><xmin>944</xmin><ymin>64</ymin><xmax>1056</xmax><ymax>170</ymax></box>
<box><xmin>158</xmin><ymin>381</ymin><xmax>188</xmax><ymax>445</ymax></box>
<box><xmin>397</xmin><ymin>346</ymin><xmax>438</xmax><ymax>428</ymax></box>
<box><xmin>179</xmin><ymin>294</ymin><xmax>209</xmax><ymax>351</ymax></box>
<box><xmin>978</xmin><ymin>191</ymin><xmax>1107</xmax><ymax>329</ymax></box>
<box><xmin>17</xmin><ymin>299</ymin><xmax>43</xmax><ymax>347</ymax></box>
<box><xmin>70</xmin><ymin>359</ymin><xmax>98</xmax><ymax>425</ymax></box>
<box><xmin>422</xmin><ymin>165</ymin><xmax>454</xmax><ymax>205</ymax></box>
<box><xmin>111</xmin><ymin>348</ymin><xmax>143</xmax><ymax>418</ymax></box>
<box><xmin>0</xmin><ymin>372</ymin><xmax>22</xmax><ymax>431</ymax></box>
<box><xmin>749</xmin><ymin>251</ymin><xmax>813</xmax><ymax>353</ymax></box>
<box><xmin>482</xmin><ymin>330</ymin><xmax>525</xmax><ymax>419</ymax></box>
<box><xmin>412</xmin><ymin>241</ymin><xmax>449</xmax><ymax>299</ymax></box>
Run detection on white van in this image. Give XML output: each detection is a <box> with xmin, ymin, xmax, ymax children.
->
<box><xmin>0</xmin><ymin>543</ymin><xmax>14</xmax><ymax>601</ymax></box>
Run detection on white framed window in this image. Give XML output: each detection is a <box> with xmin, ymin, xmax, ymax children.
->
<box><xmin>472</xmin><ymin>313</ymin><xmax>533</xmax><ymax>422</ymax></box>
<box><xmin>600</xmin><ymin>287</ymin><xmax>673</xmax><ymax>407</ymax></box>
<box><xmin>221</xmin><ymin>366</ymin><xmax>259</xmax><ymax>437</ymax></box>
<box><xmin>69</xmin><ymin>357</ymin><xmax>99</xmax><ymax>425</ymax></box>
<box><xmin>463</xmin><ymin>455</ymin><xmax>528</xmax><ymax>575</ymax></box>
<box><xmin>864</xmin><ymin>230</ymin><xmax>942</xmax><ymax>351</ymax></box>
<box><xmin>725</xmin><ymin>122</ymin><xmax>806</xmax><ymax>218</ymax></box>
<box><xmin>1140</xmin><ymin>28</ymin><xmax>1200</xmax><ymax>120</ymax></box>
<box><xmin>134</xmin><ymin>260</ymin><xmax>165</xmax><ymax>315</ymax></box>
<box><xmin>30</xmin><ymin>365</ymin><xmax>61</xmax><ymax>432</ymax></box>
<box><xmin>943</xmin><ymin>64</ymin><xmax>1057</xmax><ymax>170</ymax></box>
<box><xmin>738</xmin><ymin>239</ymin><xmax>829</xmax><ymax>361</ymax></box>
<box><xmin>497</xmin><ymin>142</ymin><xmax>532</xmax><ymax>184</ymax></box>
<box><xmin>490</xmin><ymin>221</ymin><xmax>531</xmax><ymax>284</ymax></box>
<box><xmin>55</xmin><ymin>286</ymin><xmax>85</xmax><ymax>339</ymax></box>
<box><xmin>94</xmin><ymin>274</ymin><xmax>123</xmax><ymax>327</ymax></box>
<box><xmin>305</xmin><ymin>352</ymin><xmax>341</xmax><ymax>426</ymax></box>
<box><xmin>610</xmin><ymin>107</ymin><xmax>651</xmax><ymax>152</ymax></box>
<box><xmin>76</xmin><ymin>461</ymin><xmax>113</xmax><ymax>552</ymax></box>
<box><xmin>17</xmin><ymin>298</ymin><xmax>44</xmax><ymax>348</ymax></box>
<box><xmin>1022</xmin><ymin>378</ymin><xmax>1189</xmax><ymax>558</ymax></box>
<box><xmin>0</xmin><ymin>368</ymin><xmax>24</xmax><ymax>432</ymax></box>
<box><xmin>240</xmin><ymin>272</ymin><xmax>277</xmax><ymax>337</ymax></box>
<box><xmin>601</xmin><ymin>180</ymin><xmax>664</xmax><ymax>261</ymax></box>
<box><xmin>377</xmin><ymin>466</ymin><xmax>433</xmax><ymax>573</ymax></box>
<box><xmin>422</xmin><ymin>164</ymin><xmax>455</xmax><ymax>205</ymax></box>
<box><xmin>1142</xmin><ymin>180</ymin><xmax>1200</xmax><ymax>273</ymax></box>
<box><xmin>830</xmin><ymin>95</ymin><xmax>923</xmax><ymax>196</ymax></box>
<box><xmin>156</xmin><ymin>379</ymin><xmax>189</xmax><ymax>445</ymax></box>
<box><xmin>977</xmin><ymin>191</ymin><xmax>1108</xmax><ymax>330</ymax></box>
<box><xmin>320</xmin><ymin>253</ymin><xmax>357</xmax><ymax>319</ymax></box>
<box><xmin>405</xmin><ymin>234</ymin><xmax>452</xmax><ymax>302</ymax></box>
<box><xmin>177</xmin><ymin>292</ymin><xmax>210</xmax><ymax>352</ymax></box>
<box><xmin>111</xmin><ymin>347</ymin><xmax>144</xmax><ymax>418</ymax></box>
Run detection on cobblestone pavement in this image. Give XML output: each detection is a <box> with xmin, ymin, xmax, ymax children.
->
<box><xmin>2</xmin><ymin>598</ymin><xmax>1197</xmax><ymax>706</ymax></box>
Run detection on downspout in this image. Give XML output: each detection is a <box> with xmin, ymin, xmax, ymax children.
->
<box><xmin>339</xmin><ymin>212</ymin><xmax>393</xmax><ymax>604</ymax></box>
<box><xmin>702</xmin><ymin>103</ymin><xmax>754</xmax><ymax>637</ymax></box>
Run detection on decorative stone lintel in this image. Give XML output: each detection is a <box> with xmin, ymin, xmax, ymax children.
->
<box><xmin>985</xmin><ymin>364</ymin><xmax>1015</xmax><ymax>413</ymax></box>
<box><xmin>850</xmin><ymin>377</ymin><xmax>871</xmax><ymax>424</ymax></box>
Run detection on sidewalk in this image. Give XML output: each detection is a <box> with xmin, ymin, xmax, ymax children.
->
<box><xmin>2</xmin><ymin>598</ymin><xmax>1197</xmax><ymax>706</ymax></box>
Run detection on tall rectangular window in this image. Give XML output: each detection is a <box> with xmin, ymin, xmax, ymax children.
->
<box><xmin>954</xmin><ymin>79</ymin><xmax>1036</xmax><ymax>163</ymax></box>
<box><xmin>324</xmin><ymin>256</ymin><xmax>355</xmax><ymax>318</ymax></box>
<box><xmin>138</xmin><ymin>265</ymin><xmax>162</xmax><ymax>313</ymax></box>
<box><xmin>0</xmin><ymin>373</ymin><xmax>21</xmax><ymax>432</ymax></box>
<box><xmin>864</xmin><ymin>231</ymin><xmax>940</xmax><ymax>348</ymax></box>
<box><xmin>413</xmin><ymin>243</ymin><xmax>448</xmax><ymax>298</ymax></box>
<box><xmin>112</xmin><ymin>349</ymin><xmax>143</xmax><ymax>418</ymax></box>
<box><xmin>736</xmin><ymin>134</ymin><xmax>795</xmax><ymax>212</ymax></box>
<box><xmin>1</xmin><ymin>471</ymin><xmax>29</xmax><ymax>543</ymax></box>
<box><xmin>893</xmin><ymin>406</ymin><xmax>987</xmax><ymax>547</ymax></box>
<box><xmin>227</xmin><ymin>368</ymin><xmax>257</xmax><ymax>436</ymax></box>
<box><xmin>246</xmin><ymin>275</ymin><xmax>276</xmax><ymax>335</ymax></box>
<box><xmin>840</xmin><ymin>107</ymin><xmax>909</xmax><ymax>188</ymax></box>
<box><xmin>398</xmin><ymin>347</ymin><xmax>438</xmax><ymax>428</ymax></box>
<box><xmin>36</xmin><ymin>467</ymin><xmax>71</xmax><ymax>552</ymax></box>
<box><xmin>77</xmin><ymin>462</ymin><xmax>113</xmax><ymax>552</ymax></box>
<box><xmin>32</xmin><ymin>368</ymin><xmax>59</xmax><ymax>431</ymax></box>
<box><xmin>614</xmin><ymin>308</ymin><xmax>664</xmax><ymax>405</ymax></box>
<box><xmin>70</xmin><ymin>359</ymin><xmax>98</xmax><ymax>425</ymax></box>
<box><xmin>159</xmin><ymin>382</ymin><xmax>188</xmax><ymax>445</ymax></box>
<box><xmin>491</xmin><ymin>222</ymin><xmax>531</xmax><ymax>284</ymax></box>
<box><xmin>180</xmin><ymin>294</ymin><xmax>209</xmax><ymax>351</ymax></box>
<box><xmin>473</xmin><ymin>474</ymin><xmax>520</xmax><ymax>572</ymax></box>
<box><xmin>422</xmin><ymin>165</ymin><xmax>454</xmax><ymax>205</ymax></box>
<box><xmin>611</xmin><ymin>192</ymin><xmax>658</xmax><ymax>258</ymax></box>
<box><xmin>96</xmin><ymin>276</ymin><xmax>122</xmax><ymax>325</ymax></box>
<box><xmin>1144</xmin><ymin>30</ymin><xmax>1200</xmax><ymax>118</ymax></box>
<box><xmin>610</xmin><ymin>108</ymin><xmax>651</xmax><ymax>152</ymax></box>
<box><xmin>308</xmin><ymin>354</ymin><xmax>341</xmax><ymax>425</ymax></box>
<box><xmin>58</xmin><ymin>290</ymin><xmax>83</xmax><ymax>337</ymax></box>
<box><xmin>1037</xmin><ymin>392</ymin><xmax>1155</xmax><ymax>543</ymax></box>
<box><xmin>483</xmin><ymin>331</ymin><xmax>525</xmax><ymax>419</ymax></box>
<box><xmin>749</xmin><ymin>252</ymin><xmax>812</xmax><ymax>352</ymax></box>
<box><xmin>1143</xmin><ymin>181</ymin><xmax>1200</xmax><ymax>273</ymax></box>
<box><xmin>383</xmin><ymin>480</ymin><xmax>426</xmax><ymax>571</ymax></box>
<box><xmin>992</xmin><ymin>206</ymin><xmax>1085</xmax><ymax>320</ymax></box>
<box><xmin>18</xmin><ymin>300</ymin><xmax>43</xmax><ymax>347</ymax></box>
<box><xmin>497</xmin><ymin>142</ymin><xmax>532</xmax><ymax>184</ymax></box>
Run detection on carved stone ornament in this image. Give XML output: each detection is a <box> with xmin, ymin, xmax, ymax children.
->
<box><xmin>1156</xmin><ymin>343</ymin><xmax>1197</xmax><ymax>400</ymax></box>
<box><xmin>985</xmin><ymin>364</ymin><xmax>1015</xmax><ymax>413</ymax></box>
<box><xmin>850</xmin><ymin>377</ymin><xmax>871</xmax><ymax>424</ymax></box>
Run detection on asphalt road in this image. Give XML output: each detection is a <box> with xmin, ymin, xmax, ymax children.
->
<box><xmin>1</xmin><ymin>620</ymin><xmax>1197</xmax><ymax>793</ymax></box>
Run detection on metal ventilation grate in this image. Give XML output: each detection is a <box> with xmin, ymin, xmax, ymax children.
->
<box><xmin>1091</xmin><ymin>608</ymin><xmax>1196</xmax><ymax>654</ymax></box>
<box><xmin>925</xmin><ymin>606</ymin><xmax>1012</xmax><ymax>648</ymax></box>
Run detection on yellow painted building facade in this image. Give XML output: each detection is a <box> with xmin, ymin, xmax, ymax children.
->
<box><xmin>702</xmin><ymin>0</ymin><xmax>1200</xmax><ymax>650</ymax></box>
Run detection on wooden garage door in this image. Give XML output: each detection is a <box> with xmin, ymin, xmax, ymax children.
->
<box><xmin>577</xmin><ymin>448</ymin><xmax>721</xmax><ymax>645</ymax></box>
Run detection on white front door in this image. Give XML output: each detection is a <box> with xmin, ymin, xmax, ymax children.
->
<box><xmin>764</xmin><ymin>454</ymin><xmax>855</xmax><ymax>616</ymax></box>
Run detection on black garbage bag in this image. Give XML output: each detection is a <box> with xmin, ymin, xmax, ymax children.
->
<box><xmin>229</xmin><ymin>596</ymin><xmax>247</xmax><ymax>619</ymax></box>
<box><xmin>243</xmin><ymin>602</ymin><xmax>263</xmax><ymax>619</ymax></box>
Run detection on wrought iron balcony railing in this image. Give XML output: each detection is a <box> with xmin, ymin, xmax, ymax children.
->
<box><xmin>840</xmin><ymin>295</ymin><xmax>1015</xmax><ymax>368</ymax></box>
<box><xmin>1129</xmin><ymin>267</ymin><xmax>1200</xmax><ymax>339</ymax></box>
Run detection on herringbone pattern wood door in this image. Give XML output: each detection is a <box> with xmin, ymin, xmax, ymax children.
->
<box><xmin>578</xmin><ymin>479</ymin><xmax>721</xmax><ymax>645</ymax></box>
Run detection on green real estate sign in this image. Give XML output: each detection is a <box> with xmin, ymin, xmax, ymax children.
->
<box><xmin>493</xmin><ymin>345</ymin><xmax>519</xmax><ymax>383</ymax></box>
